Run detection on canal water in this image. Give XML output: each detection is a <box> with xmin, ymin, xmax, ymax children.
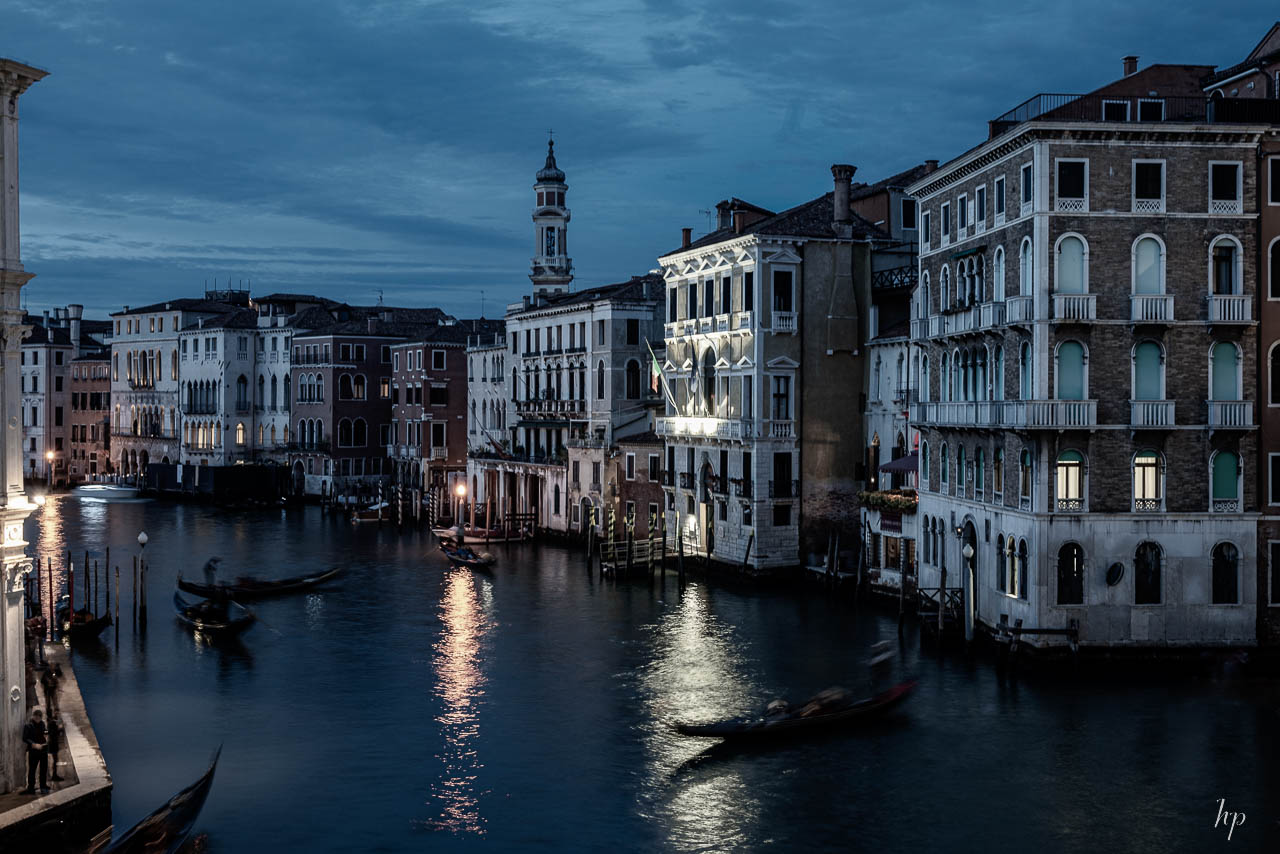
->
<box><xmin>24</xmin><ymin>496</ymin><xmax>1280</xmax><ymax>852</ymax></box>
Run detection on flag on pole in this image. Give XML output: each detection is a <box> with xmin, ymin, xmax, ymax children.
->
<box><xmin>647</xmin><ymin>340</ymin><xmax>678</xmax><ymax>410</ymax></box>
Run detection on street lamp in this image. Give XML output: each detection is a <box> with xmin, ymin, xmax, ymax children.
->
<box><xmin>45</xmin><ymin>449</ymin><xmax>54</xmax><ymax>491</ymax></box>
<box><xmin>454</xmin><ymin>482</ymin><xmax>467</xmax><ymax>527</ymax></box>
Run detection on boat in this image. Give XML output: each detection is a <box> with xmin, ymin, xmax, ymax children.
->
<box><xmin>177</xmin><ymin>567</ymin><xmax>341</xmax><ymax>600</ymax></box>
<box><xmin>675</xmin><ymin>679</ymin><xmax>917</xmax><ymax>740</ymax></box>
<box><xmin>56</xmin><ymin>605</ymin><xmax>112</xmax><ymax>641</ymax></box>
<box><xmin>351</xmin><ymin>501</ymin><xmax>390</xmax><ymax>523</ymax></box>
<box><xmin>172</xmin><ymin>591</ymin><xmax>256</xmax><ymax>637</ymax></box>
<box><xmin>439</xmin><ymin>542</ymin><xmax>495</xmax><ymax>570</ymax></box>
<box><xmin>431</xmin><ymin>524</ymin><xmax>528</xmax><ymax>544</ymax></box>
<box><xmin>95</xmin><ymin>747</ymin><xmax>220</xmax><ymax>854</ymax></box>
<box><xmin>73</xmin><ymin>483</ymin><xmax>141</xmax><ymax>501</ymax></box>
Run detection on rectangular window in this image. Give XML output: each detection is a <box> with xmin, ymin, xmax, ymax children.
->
<box><xmin>1271</xmin><ymin>157</ymin><xmax>1280</xmax><ymax>206</ymax></box>
<box><xmin>975</xmin><ymin>186</ymin><xmax>987</xmax><ymax>224</ymax></box>
<box><xmin>1102</xmin><ymin>99</ymin><xmax>1130</xmax><ymax>121</ymax></box>
<box><xmin>432</xmin><ymin>350</ymin><xmax>446</xmax><ymax>371</ymax></box>
<box><xmin>995</xmin><ymin>176</ymin><xmax>1006</xmax><ymax>217</ymax></box>
<box><xmin>704</xmin><ymin>279</ymin><xmax>715</xmax><ymax>318</ymax></box>
<box><xmin>341</xmin><ymin>343</ymin><xmax>352</xmax><ymax>360</ymax></box>
<box><xmin>1270</xmin><ymin>454</ymin><xmax>1280</xmax><ymax>505</ymax></box>
<box><xmin>772</xmin><ymin>270</ymin><xmax>793</xmax><ymax>313</ymax></box>
<box><xmin>1209</xmin><ymin>162</ymin><xmax>1242</xmax><ymax>213</ymax></box>
<box><xmin>1056</xmin><ymin>159</ymin><xmax>1087</xmax><ymax>210</ymax></box>
<box><xmin>626</xmin><ymin>318</ymin><xmax>640</xmax><ymax>345</ymax></box>
<box><xmin>669</xmin><ymin>288</ymin><xmax>677</xmax><ymax>323</ymax></box>
<box><xmin>743</xmin><ymin>271</ymin><xmax>754</xmax><ymax>312</ymax></box>
<box><xmin>429</xmin><ymin>386</ymin><xmax>448</xmax><ymax>406</ymax></box>
<box><xmin>771</xmin><ymin>375</ymin><xmax>791</xmax><ymax>420</ymax></box>
<box><xmin>1133</xmin><ymin>161</ymin><xmax>1165</xmax><ymax>212</ymax></box>
<box><xmin>687</xmin><ymin>283</ymin><xmax>698</xmax><ymax>319</ymax></box>
<box><xmin>772</xmin><ymin>504</ymin><xmax>792</xmax><ymax>527</ymax></box>
<box><xmin>1271</xmin><ymin>542</ymin><xmax>1280</xmax><ymax>605</ymax></box>
<box><xmin>626</xmin><ymin>453</ymin><xmax>635</xmax><ymax>480</ymax></box>
<box><xmin>149</xmin><ymin>317</ymin><xmax>155</xmax><ymax>332</ymax></box>
<box><xmin>355</xmin><ymin>345</ymin><xmax>365</xmax><ymax>361</ymax></box>
<box><xmin>54</xmin><ymin>376</ymin><xmax>62</xmax><ymax>392</ymax></box>
<box><xmin>431</xmin><ymin>422</ymin><xmax>445</xmax><ymax>448</ymax></box>
<box><xmin>921</xmin><ymin>210</ymin><xmax>931</xmax><ymax>244</ymax></box>
<box><xmin>1021</xmin><ymin>163</ymin><xmax>1033</xmax><ymax>206</ymax></box>
<box><xmin>940</xmin><ymin>202</ymin><xmax>951</xmax><ymax>240</ymax></box>
<box><xmin>1137</xmin><ymin>99</ymin><xmax>1164</xmax><ymax>122</ymax></box>
<box><xmin>648</xmin><ymin>454</ymin><xmax>660</xmax><ymax>481</ymax></box>
<box><xmin>393</xmin><ymin>352</ymin><xmax>399</xmax><ymax>371</ymax></box>
<box><xmin>957</xmin><ymin>195</ymin><xmax>968</xmax><ymax>230</ymax></box>
<box><xmin>379</xmin><ymin>378</ymin><xmax>390</xmax><ymax>399</ymax></box>
<box><xmin>901</xmin><ymin>198</ymin><xmax>917</xmax><ymax>231</ymax></box>
<box><xmin>720</xmin><ymin>277</ymin><xmax>730</xmax><ymax>315</ymax></box>
<box><xmin>595</xmin><ymin>319</ymin><xmax>605</xmax><ymax>346</ymax></box>
<box><xmin>55</xmin><ymin>351</ymin><xmax>63</xmax><ymax>366</ymax></box>
<box><xmin>55</xmin><ymin>407</ymin><xmax>63</xmax><ymax>427</ymax></box>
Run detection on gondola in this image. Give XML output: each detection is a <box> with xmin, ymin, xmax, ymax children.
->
<box><xmin>675</xmin><ymin>679</ymin><xmax>917</xmax><ymax>741</ymax></box>
<box><xmin>439</xmin><ymin>542</ymin><xmax>495</xmax><ymax>570</ymax></box>
<box><xmin>95</xmin><ymin>747</ymin><xmax>220</xmax><ymax>854</ymax></box>
<box><xmin>351</xmin><ymin>501</ymin><xmax>390</xmax><ymax>523</ymax></box>
<box><xmin>176</xmin><ymin>567</ymin><xmax>341</xmax><ymax>600</ymax></box>
<box><xmin>57</xmin><ymin>605</ymin><xmax>112</xmax><ymax>641</ymax></box>
<box><xmin>431</xmin><ymin>524</ymin><xmax>527</xmax><ymax>544</ymax></box>
<box><xmin>172</xmin><ymin>591</ymin><xmax>256</xmax><ymax>637</ymax></box>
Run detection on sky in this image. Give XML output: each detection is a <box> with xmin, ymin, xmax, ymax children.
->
<box><xmin>6</xmin><ymin>1</ymin><xmax>1277</xmax><ymax>321</ymax></box>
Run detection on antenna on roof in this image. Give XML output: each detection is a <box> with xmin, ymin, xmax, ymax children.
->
<box><xmin>699</xmin><ymin>209</ymin><xmax>713</xmax><ymax>231</ymax></box>
<box><xmin>377</xmin><ymin>289</ymin><xmax>384</xmax><ymax>305</ymax></box>
<box><xmin>481</xmin><ymin>289</ymin><xmax>485</xmax><ymax>318</ymax></box>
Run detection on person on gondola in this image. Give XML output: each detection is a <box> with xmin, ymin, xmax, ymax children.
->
<box><xmin>21</xmin><ymin>707</ymin><xmax>49</xmax><ymax>795</ymax></box>
<box><xmin>202</xmin><ymin>557</ymin><xmax>222</xmax><ymax>587</ymax></box>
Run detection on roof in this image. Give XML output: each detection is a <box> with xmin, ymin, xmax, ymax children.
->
<box><xmin>21</xmin><ymin>324</ymin><xmax>72</xmax><ymax>346</ymax></box>
<box><xmin>111</xmin><ymin>297</ymin><xmax>242</xmax><ymax>318</ymax></box>
<box><xmin>1205</xmin><ymin>23</ymin><xmax>1280</xmax><ymax>85</ymax></box>
<box><xmin>617</xmin><ymin>430</ymin><xmax>663</xmax><ymax>446</ymax></box>
<box><xmin>850</xmin><ymin>163</ymin><xmax>938</xmax><ymax>202</ymax></box>
<box><xmin>72</xmin><ymin>352</ymin><xmax>110</xmax><ymax>362</ymax></box>
<box><xmin>663</xmin><ymin>191</ymin><xmax>889</xmax><ymax>256</ymax></box>
<box><xmin>254</xmin><ymin>292</ymin><xmax>341</xmax><ymax>307</ymax></box>
<box><xmin>180</xmin><ymin>309</ymin><xmax>259</xmax><ymax>332</ymax></box>
<box><xmin>872</xmin><ymin>318</ymin><xmax>910</xmax><ymax>341</ymax></box>
<box><xmin>514</xmin><ymin>273</ymin><xmax>664</xmax><ymax>315</ymax></box>
<box><xmin>536</xmin><ymin>138</ymin><xmax>566</xmax><ymax>184</ymax></box>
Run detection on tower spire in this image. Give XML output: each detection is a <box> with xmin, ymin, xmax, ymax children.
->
<box><xmin>530</xmin><ymin>135</ymin><xmax>572</xmax><ymax>294</ymax></box>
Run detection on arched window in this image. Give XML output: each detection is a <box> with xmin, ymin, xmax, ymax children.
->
<box><xmin>338</xmin><ymin>418</ymin><xmax>353</xmax><ymax>447</ymax></box>
<box><xmin>921</xmin><ymin>355</ymin><xmax>931</xmax><ymax>402</ymax></box>
<box><xmin>298</xmin><ymin>420</ymin><xmax>306</xmax><ymax>446</ymax></box>
<box><xmin>1210</xmin><ymin>236</ymin><xmax>1241</xmax><ymax>295</ymax></box>
<box><xmin>625</xmin><ymin>359</ymin><xmax>641</xmax><ymax>400</ymax></box>
<box><xmin>1211</xmin><ymin>342</ymin><xmax>1240</xmax><ymax>400</ymax></box>
<box><xmin>1133</xmin><ymin>236</ymin><xmax>1164</xmax><ymax>294</ymax></box>
<box><xmin>353</xmin><ymin>375</ymin><xmax>366</xmax><ymax>399</ymax></box>
<box><xmin>1017</xmin><ymin>539</ymin><xmax>1029</xmax><ymax>600</ymax></box>
<box><xmin>236</xmin><ymin>375</ymin><xmax>248</xmax><ymax>409</ymax></box>
<box><xmin>1211</xmin><ymin>542</ymin><xmax>1239</xmax><ymax>604</ymax></box>
<box><xmin>975</xmin><ymin>447</ymin><xmax>986</xmax><ymax>498</ymax></box>
<box><xmin>1019</xmin><ymin>341</ymin><xmax>1032</xmax><ymax>400</ymax></box>
<box><xmin>940</xmin><ymin>443</ymin><xmax>950</xmax><ymax>490</ymax></box>
<box><xmin>1133</xmin><ymin>341</ymin><xmax>1163</xmax><ymax>401</ymax></box>
<box><xmin>339</xmin><ymin>374</ymin><xmax>353</xmax><ymax>400</ymax></box>
<box><xmin>957</xmin><ymin>446</ymin><xmax>967</xmax><ymax>496</ymax></box>
<box><xmin>1272</xmin><ymin>343</ymin><xmax>1280</xmax><ymax>405</ymax></box>
<box><xmin>1055</xmin><ymin>235</ymin><xmax>1086</xmax><ymax>293</ymax></box>
<box><xmin>1057</xmin><ymin>543</ymin><xmax>1084</xmax><ymax>604</ymax></box>
<box><xmin>1270</xmin><ymin>237</ymin><xmax>1280</xmax><ymax>300</ymax></box>
<box><xmin>701</xmin><ymin>350</ymin><xmax>716</xmax><ymax>413</ymax></box>
<box><xmin>315</xmin><ymin>420</ymin><xmax>323</xmax><ymax>443</ymax></box>
<box><xmin>940</xmin><ymin>353</ymin><xmax>950</xmax><ymax>401</ymax></box>
<box><xmin>921</xmin><ymin>441</ymin><xmax>930</xmax><ymax>486</ymax></box>
<box><xmin>316</xmin><ymin>374</ymin><xmax>323</xmax><ymax>401</ymax></box>
<box><xmin>1019</xmin><ymin>449</ymin><xmax>1033</xmax><ymax>502</ymax></box>
<box><xmin>993</xmin><ymin>449</ymin><xmax>1004</xmax><ymax>496</ymax></box>
<box><xmin>919</xmin><ymin>271</ymin><xmax>931</xmax><ymax>318</ymax></box>
<box><xmin>1019</xmin><ymin>238</ymin><xmax>1033</xmax><ymax>296</ymax></box>
<box><xmin>993</xmin><ymin>346</ymin><xmax>1004</xmax><ymax>401</ymax></box>
<box><xmin>1005</xmin><ymin>535</ymin><xmax>1018</xmax><ymax>596</ymax></box>
<box><xmin>1211</xmin><ymin>450</ymin><xmax>1240</xmax><ymax>511</ymax></box>
<box><xmin>235</xmin><ymin>422</ymin><xmax>246</xmax><ymax>446</ymax></box>
<box><xmin>995</xmin><ymin>531</ymin><xmax>1005</xmax><ymax>592</ymax></box>
<box><xmin>922</xmin><ymin>516</ymin><xmax>931</xmax><ymax>564</ymax></box>
<box><xmin>553</xmin><ymin>483</ymin><xmax>560</xmax><ymax>515</ymax></box>
<box><xmin>258</xmin><ymin>423</ymin><xmax>264</xmax><ymax>444</ymax></box>
<box><xmin>993</xmin><ymin>246</ymin><xmax>1005</xmax><ymax>301</ymax></box>
<box><xmin>271</xmin><ymin>375</ymin><xmax>278</xmax><ymax>409</ymax></box>
<box><xmin>1055</xmin><ymin>341</ymin><xmax>1085</xmax><ymax>400</ymax></box>
<box><xmin>1133</xmin><ymin>450</ymin><xmax>1164</xmax><ymax>511</ymax></box>
<box><xmin>283</xmin><ymin>374</ymin><xmax>290</xmax><ymax>406</ymax></box>
<box><xmin>1135</xmin><ymin>542</ymin><xmax>1162</xmax><ymax>605</ymax></box>
<box><xmin>257</xmin><ymin>374</ymin><xmax>265</xmax><ymax>406</ymax></box>
<box><xmin>353</xmin><ymin>419</ymin><xmax>367</xmax><ymax>447</ymax></box>
<box><xmin>1055</xmin><ymin>450</ymin><xmax>1084</xmax><ymax>511</ymax></box>
<box><xmin>940</xmin><ymin>266</ymin><xmax>950</xmax><ymax>309</ymax></box>
<box><xmin>596</xmin><ymin>360</ymin><xmax>605</xmax><ymax>400</ymax></box>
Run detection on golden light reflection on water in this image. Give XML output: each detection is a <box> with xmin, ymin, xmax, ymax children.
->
<box><xmin>427</xmin><ymin>568</ymin><xmax>492</xmax><ymax>835</ymax></box>
<box><xmin>637</xmin><ymin>584</ymin><xmax>766</xmax><ymax>851</ymax></box>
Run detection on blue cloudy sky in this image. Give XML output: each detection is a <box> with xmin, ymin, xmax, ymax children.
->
<box><xmin>6</xmin><ymin>1</ymin><xmax>1277</xmax><ymax>320</ymax></box>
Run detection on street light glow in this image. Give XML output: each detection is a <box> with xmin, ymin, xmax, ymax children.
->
<box><xmin>456</xmin><ymin>483</ymin><xmax>467</xmax><ymax>497</ymax></box>
<box><xmin>45</xmin><ymin>450</ymin><xmax>53</xmax><ymax>461</ymax></box>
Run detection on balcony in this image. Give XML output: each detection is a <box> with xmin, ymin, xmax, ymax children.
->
<box><xmin>1207</xmin><ymin>294</ymin><xmax>1251</xmax><ymax>324</ymax></box>
<box><xmin>1131</xmin><ymin>294</ymin><xmax>1173</xmax><ymax>323</ymax></box>
<box><xmin>1130</xmin><ymin>400</ymin><xmax>1175</xmax><ymax>428</ymax></box>
<box><xmin>430</xmin><ymin>447</ymin><xmax>447</xmax><ymax>460</ymax></box>
<box><xmin>678</xmin><ymin>472</ymin><xmax>695</xmax><ymax>489</ymax></box>
<box><xmin>515</xmin><ymin>398</ymin><xmax>587</xmax><ymax>419</ymax></box>
<box><xmin>1055</xmin><ymin>197</ymin><xmax>1087</xmax><ymax>213</ymax></box>
<box><xmin>1052</xmin><ymin>294</ymin><xmax>1096</xmax><ymax>323</ymax></box>
<box><xmin>767</xmin><ymin>420</ymin><xmax>794</xmax><ymax>439</ymax></box>
<box><xmin>773</xmin><ymin>311</ymin><xmax>797</xmax><ymax>333</ymax></box>
<box><xmin>1004</xmin><ymin>399</ymin><xmax>1097</xmax><ymax>430</ymax></box>
<box><xmin>940</xmin><ymin>302</ymin><xmax>1005</xmax><ymax>336</ymax></box>
<box><xmin>1132</xmin><ymin>197</ymin><xmax>1164</xmax><ymax>214</ymax></box>
<box><xmin>1209</xmin><ymin>198</ymin><xmax>1242</xmax><ymax>215</ymax></box>
<box><xmin>1208</xmin><ymin>400</ymin><xmax>1252</xmax><ymax>429</ymax></box>
<box><xmin>769</xmin><ymin>479</ymin><xmax>799</xmax><ymax>499</ymax></box>
<box><xmin>1056</xmin><ymin>497</ymin><xmax>1084</xmax><ymax>512</ymax></box>
<box><xmin>1211</xmin><ymin>498</ymin><xmax>1241</xmax><ymax>513</ymax></box>
<box><xmin>590</xmin><ymin>481</ymin><xmax>602</xmax><ymax>494</ymax></box>
<box><xmin>664</xmin><ymin>322</ymin><xmax>678</xmax><ymax>339</ymax></box>
<box><xmin>910</xmin><ymin>400</ymin><xmax>1005</xmax><ymax>427</ymax></box>
<box><xmin>715</xmin><ymin>314</ymin><xmax>730</xmax><ymax>333</ymax></box>
<box><xmin>988</xmin><ymin>93</ymin><xmax>1280</xmax><ymax>137</ymax></box>
<box><xmin>661</xmin><ymin>469</ymin><xmax>675</xmax><ymax>487</ymax></box>
<box><xmin>698</xmin><ymin>317</ymin><xmax>713</xmax><ymax>333</ymax></box>
<box><xmin>734</xmin><ymin>311</ymin><xmax>753</xmax><ymax>330</ymax></box>
<box><xmin>1005</xmin><ymin>295</ymin><xmax>1033</xmax><ymax>325</ymax></box>
<box><xmin>709</xmin><ymin>475</ymin><xmax>727</xmax><ymax>497</ymax></box>
<box><xmin>910</xmin><ymin>318</ymin><xmax>929</xmax><ymax>340</ymax></box>
<box><xmin>733</xmin><ymin>479</ymin><xmax>753</xmax><ymax>498</ymax></box>
<box><xmin>656</xmin><ymin>416</ymin><xmax>750</xmax><ymax>441</ymax></box>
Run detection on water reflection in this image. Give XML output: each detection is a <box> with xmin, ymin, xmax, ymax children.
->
<box><xmin>426</xmin><ymin>568</ymin><xmax>492</xmax><ymax>834</ymax></box>
<box><xmin>636</xmin><ymin>583</ymin><xmax>765</xmax><ymax>852</ymax></box>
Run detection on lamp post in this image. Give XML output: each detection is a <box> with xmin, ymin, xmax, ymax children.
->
<box><xmin>45</xmin><ymin>449</ymin><xmax>53</xmax><ymax>491</ymax></box>
<box><xmin>962</xmin><ymin>541</ymin><xmax>975</xmax><ymax>641</ymax></box>
<box><xmin>454</xmin><ymin>482</ymin><xmax>467</xmax><ymax>529</ymax></box>
<box><xmin>137</xmin><ymin>531</ymin><xmax>148</xmax><ymax>626</ymax></box>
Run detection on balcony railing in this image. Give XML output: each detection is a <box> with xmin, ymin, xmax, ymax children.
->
<box><xmin>1131</xmin><ymin>294</ymin><xmax>1173</xmax><ymax>323</ymax></box>
<box><xmin>1004</xmin><ymin>399</ymin><xmax>1097</xmax><ymax>429</ymax></box>
<box><xmin>910</xmin><ymin>401</ymin><xmax>1005</xmax><ymax>427</ymax></box>
<box><xmin>940</xmin><ymin>302</ymin><xmax>1005</xmax><ymax>335</ymax></box>
<box><xmin>1052</xmin><ymin>293</ymin><xmax>1096</xmax><ymax>322</ymax></box>
<box><xmin>1130</xmin><ymin>400</ymin><xmax>1175</xmax><ymax>428</ymax></box>
<box><xmin>430</xmin><ymin>447</ymin><xmax>447</xmax><ymax>460</ymax></box>
<box><xmin>1132</xmin><ymin>197</ymin><xmax>1164</xmax><ymax>214</ymax></box>
<box><xmin>1005</xmin><ymin>295</ymin><xmax>1033</xmax><ymax>325</ymax></box>
<box><xmin>735</xmin><ymin>311</ymin><xmax>753</xmax><ymax>330</ymax></box>
<box><xmin>1208</xmin><ymin>400</ymin><xmax>1252</xmax><ymax>429</ymax></box>
<box><xmin>656</xmin><ymin>416</ymin><xmax>750</xmax><ymax>441</ymax></box>
<box><xmin>1207</xmin><ymin>294</ymin><xmax>1251</xmax><ymax>323</ymax></box>
<box><xmin>769</xmin><ymin>479</ymin><xmax>799</xmax><ymax>499</ymax></box>
<box><xmin>1209</xmin><ymin>198</ymin><xmax>1242</xmax><ymax>215</ymax></box>
<box><xmin>715</xmin><ymin>314</ymin><xmax>730</xmax><ymax>333</ymax></box>
<box><xmin>767</xmin><ymin>420</ymin><xmax>794</xmax><ymax>439</ymax></box>
<box><xmin>678</xmin><ymin>472</ymin><xmax>695</xmax><ymax>489</ymax></box>
<box><xmin>515</xmin><ymin>398</ymin><xmax>587</xmax><ymax>418</ymax></box>
<box><xmin>773</xmin><ymin>311</ymin><xmax>797</xmax><ymax>333</ymax></box>
<box><xmin>734</xmin><ymin>479</ymin><xmax>753</xmax><ymax>498</ymax></box>
<box><xmin>1056</xmin><ymin>197</ymin><xmax>1087</xmax><ymax>213</ymax></box>
<box><xmin>1133</xmin><ymin>498</ymin><xmax>1162</xmax><ymax>512</ymax></box>
<box><xmin>1211</xmin><ymin>498</ymin><xmax>1241</xmax><ymax>513</ymax></box>
<box><xmin>1056</xmin><ymin>497</ymin><xmax>1084</xmax><ymax>512</ymax></box>
<box><xmin>661</xmin><ymin>470</ymin><xmax>675</xmax><ymax>487</ymax></box>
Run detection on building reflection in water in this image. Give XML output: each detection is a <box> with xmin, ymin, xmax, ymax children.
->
<box><xmin>427</xmin><ymin>568</ymin><xmax>493</xmax><ymax>835</ymax></box>
<box><xmin>637</xmin><ymin>583</ymin><xmax>765</xmax><ymax>851</ymax></box>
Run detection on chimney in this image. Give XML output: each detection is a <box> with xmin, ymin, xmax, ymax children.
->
<box><xmin>681</xmin><ymin>227</ymin><xmax>692</xmax><ymax>249</ymax></box>
<box><xmin>925</xmin><ymin>159</ymin><xmax>939</xmax><ymax>172</ymax></box>
<box><xmin>831</xmin><ymin>164</ymin><xmax>856</xmax><ymax>226</ymax></box>
<box><xmin>715</xmin><ymin>201</ymin><xmax>732</xmax><ymax>230</ymax></box>
<box><xmin>1123</xmin><ymin>55</ymin><xmax>1138</xmax><ymax>76</ymax></box>
<box><xmin>68</xmin><ymin>303</ymin><xmax>83</xmax><ymax>359</ymax></box>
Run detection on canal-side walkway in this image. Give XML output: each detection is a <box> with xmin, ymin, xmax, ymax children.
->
<box><xmin>0</xmin><ymin>644</ymin><xmax>111</xmax><ymax>851</ymax></box>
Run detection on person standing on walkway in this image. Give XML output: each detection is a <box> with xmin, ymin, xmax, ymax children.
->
<box><xmin>22</xmin><ymin>707</ymin><xmax>49</xmax><ymax>795</ymax></box>
<box><xmin>39</xmin><ymin>663</ymin><xmax>59</xmax><ymax>715</ymax></box>
<box><xmin>47</xmin><ymin>711</ymin><xmax>64</xmax><ymax>782</ymax></box>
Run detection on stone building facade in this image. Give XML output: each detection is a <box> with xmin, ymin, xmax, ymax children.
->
<box><xmin>908</xmin><ymin>60</ymin><xmax>1274</xmax><ymax>648</ymax></box>
<box><xmin>656</xmin><ymin>169</ymin><xmax>884</xmax><ymax>571</ymax></box>
<box><xmin>69</xmin><ymin>353</ymin><xmax>110</xmax><ymax>483</ymax></box>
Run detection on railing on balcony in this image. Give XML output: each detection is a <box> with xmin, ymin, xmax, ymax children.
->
<box><xmin>1056</xmin><ymin>197</ymin><xmax>1087</xmax><ymax>213</ymax></box>
<box><xmin>590</xmin><ymin>481</ymin><xmax>602</xmax><ymax>493</ymax></box>
<box><xmin>1133</xmin><ymin>498</ymin><xmax>1162</xmax><ymax>512</ymax></box>
<box><xmin>1212</xmin><ymin>498</ymin><xmax>1241</xmax><ymax>513</ymax></box>
<box><xmin>709</xmin><ymin>475</ymin><xmax>727</xmax><ymax>496</ymax></box>
<box><xmin>735</xmin><ymin>311</ymin><xmax>753</xmax><ymax>330</ymax></box>
<box><xmin>664</xmin><ymin>322</ymin><xmax>678</xmax><ymax>339</ymax></box>
<box><xmin>910</xmin><ymin>318</ymin><xmax>930</xmax><ymax>340</ymax></box>
<box><xmin>698</xmin><ymin>317</ymin><xmax>713</xmax><ymax>333</ymax></box>
<box><xmin>1207</xmin><ymin>294</ymin><xmax>1251</xmax><ymax>323</ymax></box>
<box><xmin>1131</xmin><ymin>294</ymin><xmax>1173</xmax><ymax>323</ymax></box>
<box><xmin>773</xmin><ymin>311</ymin><xmax>797</xmax><ymax>333</ymax></box>
<box><xmin>1004</xmin><ymin>399</ymin><xmax>1097</xmax><ymax>429</ymax></box>
<box><xmin>872</xmin><ymin>265</ymin><xmax>919</xmax><ymax>290</ymax></box>
<box><xmin>515</xmin><ymin>398</ymin><xmax>588</xmax><ymax>419</ymax></box>
<box><xmin>661</xmin><ymin>470</ymin><xmax>675</xmax><ymax>487</ymax></box>
<box><xmin>430</xmin><ymin>447</ymin><xmax>447</xmax><ymax>460</ymax></box>
<box><xmin>1208</xmin><ymin>400</ymin><xmax>1252</xmax><ymax>429</ymax></box>
<box><xmin>1056</xmin><ymin>497</ymin><xmax>1084</xmax><ymax>512</ymax></box>
<box><xmin>716</xmin><ymin>315</ymin><xmax>730</xmax><ymax>333</ymax></box>
<box><xmin>1005</xmin><ymin>295</ymin><xmax>1033</xmax><ymax>324</ymax></box>
<box><xmin>734</xmin><ymin>479</ymin><xmax>753</xmax><ymax>498</ymax></box>
<box><xmin>1052</xmin><ymin>293</ymin><xmax>1096</xmax><ymax>322</ymax></box>
<box><xmin>1209</xmin><ymin>198</ymin><xmax>1242</xmax><ymax>215</ymax></box>
<box><xmin>768</xmin><ymin>420</ymin><xmax>794</xmax><ymax>439</ymax></box>
<box><xmin>656</xmin><ymin>416</ymin><xmax>750</xmax><ymax>441</ymax></box>
<box><xmin>678</xmin><ymin>472</ymin><xmax>695</xmax><ymax>489</ymax></box>
<box><xmin>1132</xmin><ymin>197</ymin><xmax>1164</xmax><ymax>214</ymax></box>
<box><xmin>1130</xmin><ymin>400</ymin><xmax>1175</xmax><ymax>428</ymax></box>
<box><xmin>909</xmin><ymin>400</ymin><xmax>1004</xmax><ymax>427</ymax></box>
<box><xmin>769</xmin><ymin>479</ymin><xmax>799</xmax><ymax>499</ymax></box>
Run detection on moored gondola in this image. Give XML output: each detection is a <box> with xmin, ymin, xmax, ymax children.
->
<box><xmin>57</xmin><ymin>605</ymin><xmax>112</xmax><ymax>642</ymax></box>
<box><xmin>675</xmin><ymin>679</ymin><xmax>917</xmax><ymax>741</ymax></box>
<box><xmin>173</xmin><ymin>591</ymin><xmax>256</xmax><ymax>636</ymax></box>
<box><xmin>95</xmin><ymin>747</ymin><xmax>220</xmax><ymax>854</ymax></box>
<box><xmin>439</xmin><ymin>542</ymin><xmax>495</xmax><ymax>570</ymax></box>
<box><xmin>177</xmin><ymin>566</ymin><xmax>341</xmax><ymax>600</ymax></box>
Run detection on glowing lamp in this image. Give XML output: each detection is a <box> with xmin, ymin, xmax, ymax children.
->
<box><xmin>455</xmin><ymin>483</ymin><xmax>467</xmax><ymax>497</ymax></box>
<box><xmin>137</xmin><ymin>531</ymin><xmax>149</xmax><ymax>547</ymax></box>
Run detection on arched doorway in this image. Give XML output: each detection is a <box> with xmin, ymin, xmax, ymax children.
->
<box><xmin>961</xmin><ymin>520</ymin><xmax>978</xmax><ymax>641</ymax></box>
<box><xmin>580</xmin><ymin>497</ymin><xmax>593</xmax><ymax>538</ymax></box>
<box><xmin>292</xmin><ymin>461</ymin><xmax>305</xmax><ymax>495</ymax></box>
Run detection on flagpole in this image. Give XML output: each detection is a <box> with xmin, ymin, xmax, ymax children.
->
<box><xmin>647</xmin><ymin>339</ymin><xmax>678</xmax><ymax>411</ymax></box>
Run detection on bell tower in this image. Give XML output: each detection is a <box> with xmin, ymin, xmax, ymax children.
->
<box><xmin>530</xmin><ymin>136</ymin><xmax>572</xmax><ymax>294</ymax></box>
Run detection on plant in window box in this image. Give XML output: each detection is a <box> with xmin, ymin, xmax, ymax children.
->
<box><xmin>857</xmin><ymin>489</ymin><xmax>919</xmax><ymax>513</ymax></box>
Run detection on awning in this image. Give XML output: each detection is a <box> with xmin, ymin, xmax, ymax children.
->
<box><xmin>950</xmin><ymin>245</ymin><xmax>987</xmax><ymax>260</ymax></box>
<box><xmin>879</xmin><ymin>452</ymin><xmax>918</xmax><ymax>474</ymax></box>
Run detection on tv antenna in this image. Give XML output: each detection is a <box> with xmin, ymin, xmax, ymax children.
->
<box><xmin>699</xmin><ymin>209</ymin><xmax>714</xmax><ymax>231</ymax></box>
